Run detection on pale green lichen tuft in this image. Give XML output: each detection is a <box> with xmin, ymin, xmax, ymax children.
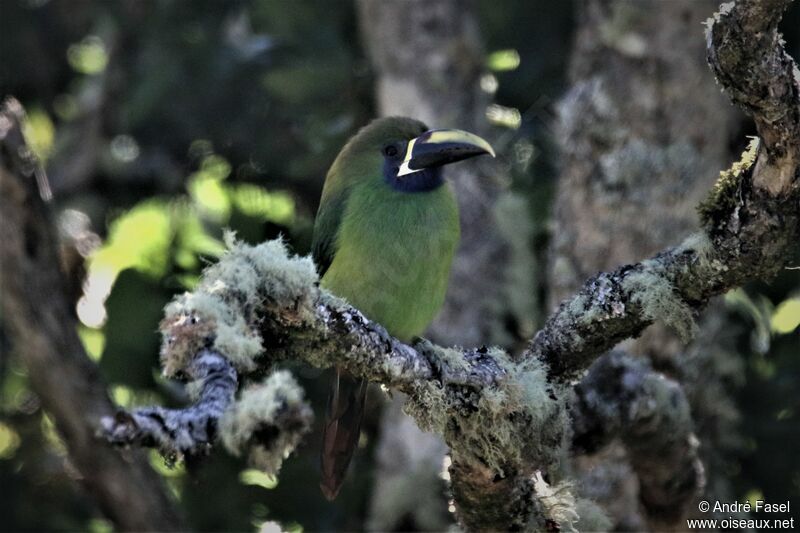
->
<box><xmin>159</xmin><ymin>236</ymin><xmax>318</xmax><ymax>376</ymax></box>
<box><xmin>698</xmin><ymin>137</ymin><xmax>760</xmax><ymax>229</ymax></box>
<box><xmin>676</xmin><ymin>232</ymin><xmax>714</xmax><ymax>266</ymax></box>
<box><xmin>532</xmin><ymin>471</ymin><xmax>580</xmax><ymax>533</ymax></box>
<box><xmin>219</xmin><ymin>370</ymin><xmax>313</xmax><ymax>475</ymax></box>
<box><xmin>404</xmin><ymin>348</ymin><xmax>570</xmax><ymax>476</ymax></box>
<box><xmin>622</xmin><ymin>269</ymin><xmax>697</xmax><ymax>342</ymax></box>
<box><xmin>704</xmin><ymin>3</ymin><xmax>735</xmax><ymax>39</ymax></box>
<box><xmin>674</xmin><ymin>232</ymin><xmax>731</xmax><ymax>286</ymax></box>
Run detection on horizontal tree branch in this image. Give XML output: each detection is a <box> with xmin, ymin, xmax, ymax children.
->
<box><xmin>99</xmin><ymin>0</ymin><xmax>798</xmax><ymax>530</ymax></box>
<box><xmin>528</xmin><ymin>0</ymin><xmax>800</xmax><ymax>383</ymax></box>
<box><xmin>103</xmin><ymin>349</ymin><xmax>238</xmax><ymax>457</ymax></box>
<box><xmin>102</xmin><ymin>349</ymin><xmax>314</xmax><ymax>476</ymax></box>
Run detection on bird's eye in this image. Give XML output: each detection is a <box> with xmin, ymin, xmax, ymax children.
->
<box><xmin>383</xmin><ymin>145</ymin><xmax>398</xmax><ymax>158</ymax></box>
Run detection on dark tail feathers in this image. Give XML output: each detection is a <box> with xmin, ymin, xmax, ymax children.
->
<box><xmin>320</xmin><ymin>370</ymin><xmax>367</xmax><ymax>500</ymax></box>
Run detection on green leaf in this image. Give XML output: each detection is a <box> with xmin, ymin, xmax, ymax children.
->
<box><xmin>67</xmin><ymin>35</ymin><xmax>109</xmax><ymax>74</ymax></box>
<box><xmin>771</xmin><ymin>297</ymin><xmax>800</xmax><ymax>334</ymax></box>
<box><xmin>487</xmin><ymin>49</ymin><xmax>520</xmax><ymax>71</ymax></box>
<box><xmin>239</xmin><ymin>469</ymin><xmax>278</xmax><ymax>490</ymax></box>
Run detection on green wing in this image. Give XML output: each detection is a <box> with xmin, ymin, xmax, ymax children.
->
<box><xmin>311</xmin><ymin>174</ymin><xmax>350</xmax><ymax>277</ymax></box>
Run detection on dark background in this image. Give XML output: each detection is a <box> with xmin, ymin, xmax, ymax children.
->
<box><xmin>1</xmin><ymin>1</ymin><xmax>798</xmax><ymax>531</ymax></box>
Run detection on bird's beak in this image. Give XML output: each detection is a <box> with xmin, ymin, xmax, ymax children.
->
<box><xmin>397</xmin><ymin>129</ymin><xmax>495</xmax><ymax>177</ymax></box>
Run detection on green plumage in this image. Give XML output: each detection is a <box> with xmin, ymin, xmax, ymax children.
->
<box><xmin>313</xmin><ymin>117</ymin><xmax>460</xmax><ymax>341</ymax></box>
<box><xmin>313</xmin><ymin>116</ymin><xmax>492</xmax><ymax>500</ymax></box>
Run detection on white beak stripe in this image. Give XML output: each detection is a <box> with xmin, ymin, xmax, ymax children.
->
<box><xmin>397</xmin><ymin>137</ymin><xmax>421</xmax><ymax>176</ymax></box>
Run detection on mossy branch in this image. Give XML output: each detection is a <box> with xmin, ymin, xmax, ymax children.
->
<box><xmin>572</xmin><ymin>352</ymin><xmax>703</xmax><ymax>525</ymax></box>
<box><xmin>102</xmin><ymin>349</ymin><xmax>238</xmax><ymax>458</ymax></box>
<box><xmin>706</xmin><ymin>0</ymin><xmax>800</xmax><ymax>167</ymax></box>
<box><xmin>99</xmin><ymin>0</ymin><xmax>799</xmax><ymax>530</ymax></box>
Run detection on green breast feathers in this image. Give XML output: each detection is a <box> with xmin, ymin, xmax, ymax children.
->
<box><xmin>320</xmin><ymin>180</ymin><xmax>460</xmax><ymax>342</ymax></box>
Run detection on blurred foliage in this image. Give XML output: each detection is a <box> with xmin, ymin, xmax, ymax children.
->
<box><xmin>727</xmin><ymin>270</ymin><xmax>800</xmax><ymax>510</ymax></box>
<box><xmin>0</xmin><ymin>0</ymin><xmax>798</xmax><ymax>531</ymax></box>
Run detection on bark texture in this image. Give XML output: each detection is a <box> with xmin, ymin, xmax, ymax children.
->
<box><xmin>549</xmin><ymin>1</ymin><xmax>741</xmax><ymax>528</ymax></box>
<box><xmin>103</xmin><ymin>349</ymin><xmax>238</xmax><ymax>456</ymax></box>
<box><xmin>550</xmin><ymin>0</ymin><xmax>737</xmax><ymax>308</ymax></box>
<box><xmin>0</xmin><ymin>99</ymin><xmax>185</xmax><ymax>531</ymax></box>
<box><xmin>571</xmin><ymin>352</ymin><xmax>703</xmax><ymax>525</ymax></box>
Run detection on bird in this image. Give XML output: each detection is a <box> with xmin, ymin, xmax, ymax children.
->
<box><xmin>312</xmin><ymin>116</ymin><xmax>495</xmax><ymax>500</ymax></box>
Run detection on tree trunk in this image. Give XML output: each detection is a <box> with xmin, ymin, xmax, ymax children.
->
<box><xmin>550</xmin><ymin>0</ymin><xmax>741</xmax><ymax>528</ymax></box>
<box><xmin>0</xmin><ymin>99</ymin><xmax>185</xmax><ymax>531</ymax></box>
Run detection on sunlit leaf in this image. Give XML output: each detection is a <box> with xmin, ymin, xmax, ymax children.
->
<box><xmin>77</xmin><ymin>325</ymin><xmax>106</xmax><ymax>362</ymax></box>
<box><xmin>744</xmin><ymin>488</ymin><xmax>765</xmax><ymax>508</ymax></box>
<box><xmin>176</xmin><ymin>209</ymin><xmax>226</xmax><ymax>257</ymax></box>
<box><xmin>260</xmin><ymin>521</ymin><xmax>300</xmax><ymax>533</ymax></box>
<box><xmin>174</xmin><ymin>248</ymin><xmax>199</xmax><ymax>270</ymax></box>
<box><xmin>110</xmin><ymin>385</ymin><xmax>133</xmax><ymax>407</ymax></box>
<box><xmin>91</xmin><ymin>200</ymin><xmax>173</xmax><ymax>279</ymax></box>
<box><xmin>0</xmin><ymin>421</ymin><xmax>21</xmax><ymax>459</ymax></box>
<box><xmin>148</xmin><ymin>450</ymin><xmax>185</xmax><ymax>501</ymax></box>
<box><xmin>232</xmin><ymin>184</ymin><xmax>295</xmax><ymax>224</ymax></box>
<box><xmin>41</xmin><ymin>414</ymin><xmax>67</xmax><ymax>456</ymax></box>
<box><xmin>201</xmin><ymin>154</ymin><xmax>232</xmax><ymax>180</ymax></box>
<box><xmin>239</xmin><ymin>468</ymin><xmax>278</xmax><ymax>490</ymax></box>
<box><xmin>87</xmin><ymin>519</ymin><xmax>113</xmax><ymax>533</ymax></box>
<box><xmin>282</xmin><ymin>523</ymin><xmax>303</xmax><ymax>533</ymax></box>
<box><xmin>22</xmin><ymin>107</ymin><xmax>55</xmax><ymax>161</ymax></box>
<box><xmin>174</xmin><ymin>273</ymin><xmax>201</xmax><ymax>289</ymax></box>
<box><xmin>487</xmin><ymin>49</ymin><xmax>520</xmax><ymax>72</ymax></box>
<box><xmin>189</xmin><ymin>173</ymin><xmax>232</xmax><ymax>221</ymax></box>
<box><xmin>771</xmin><ymin>297</ymin><xmax>800</xmax><ymax>334</ymax></box>
<box><xmin>67</xmin><ymin>35</ymin><xmax>108</xmax><ymax>74</ymax></box>
<box><xmin>149</xmin><ymin>449</ymin><xmax>186</xmax><ymax>478</ymax></box>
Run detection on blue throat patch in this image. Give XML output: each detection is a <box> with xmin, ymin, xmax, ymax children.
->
<box><xmin>383</xmin><ymin>158</ymin><xmax>445</xmax><ymax>193</ymax></box>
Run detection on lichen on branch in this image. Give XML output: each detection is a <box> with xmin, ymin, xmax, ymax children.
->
<box><xmin>169</xmin><ymin>235</ymin><xmax>570</xmax><ymax>472</ymax></box>
<box><xmin>160</xmin><ymin>235</ymin><xmax>318</xmax><ymax>376</ymax></box>
<box><xmin>102</xmin><ymin>349</ymin><xmax>238</xmax><ymax>458</ymax></box>
<box><xmin>99</xmin><ymin>1</ymin><xmax>800</xmax><ymax>530</ymax></box>
<box><xmin>698</xmin><ymin>137</ymin><xmax>760</xmax><ymax>231</ymax></box>
<box><xmin>220</xmin><ymin>370</ymin><xmax>313</xmax><ymax>475</ymax></box>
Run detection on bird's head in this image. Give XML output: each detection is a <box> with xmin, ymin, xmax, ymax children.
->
<box><xmin>328</xmin><ymin>116</ymin><xmax>495</xmax><ymax>193</ymax></box>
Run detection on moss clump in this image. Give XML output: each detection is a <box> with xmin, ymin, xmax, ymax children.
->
<box><xmin>676</xmin><ymin>232</ymin><xmax>713</xmax><ymax>266</ymax></box>
<box><xmin>622</xmin><ymin>268</ymin><xmax>697</xmax><ymax>341</ymax></box>
<box><xmin>698</xmin><ymin>137</ymin><xmax>759</xmax><ymax>229</ymax></box>
<box><xmin>160</xmin><ymin>235</ymin><xmax>318</xmax><ymax>376</ymax></box>
<box><xmin>219</xmin><ymin>370</ymin><xmax>313</xmax><ymax>475</ymax></box>
<box><xmin>403</xmin><ymin>347</ymin><xmax>570</xmax><ymax>476</ymax></box>
<box><xmin>532</xmin><ymin>471</ymin><xmax>580</xmax><ymax>532</ymax></box>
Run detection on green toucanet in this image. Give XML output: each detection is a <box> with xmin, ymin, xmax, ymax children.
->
<box><xmin>312</xmin><ymin>116</ymin><xmax>494</xmax><ymax>500</ymax></box>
